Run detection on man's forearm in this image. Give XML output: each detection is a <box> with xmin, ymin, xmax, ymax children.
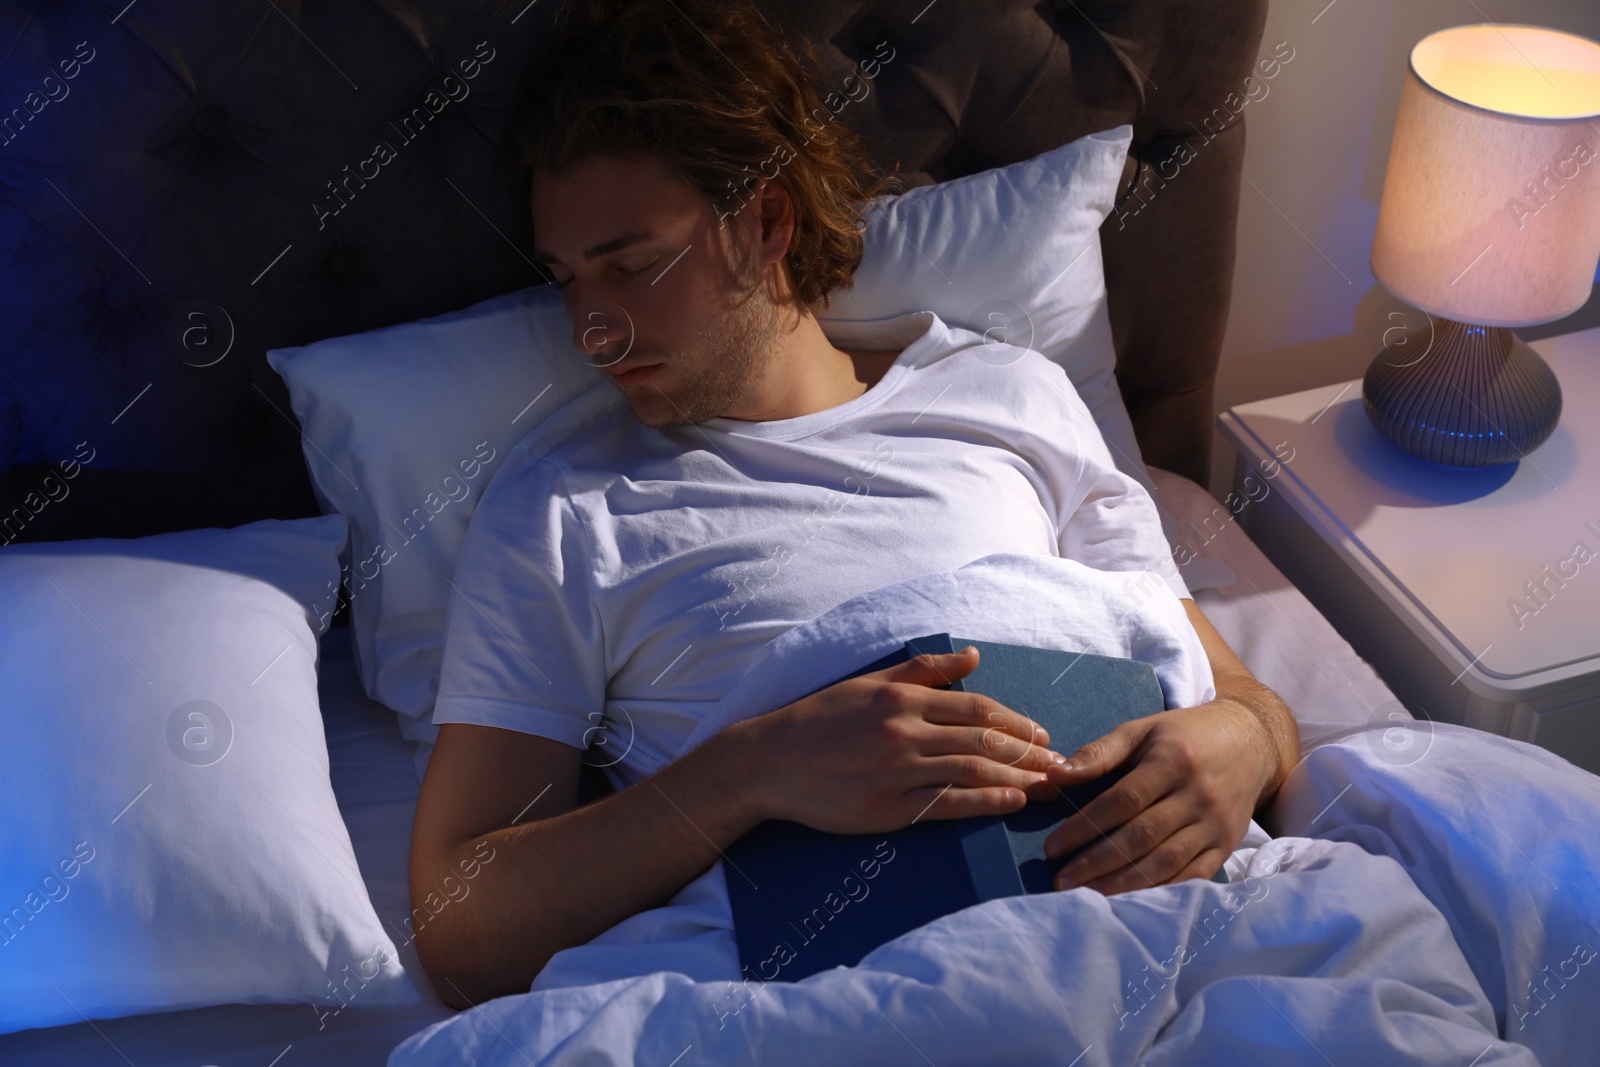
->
<box><xmin>1211</xmin><ymin>671</ymin><xmax>1302</xmax><ymax>813</ymax></box>
<box><xmin>1180</xmin><ymin>598</ymin><xmax>1301</xmax><ymax>814</ymax></box>
<box><xmin>416</xmin><ymin>726</ymin><xmax>763</xmax><ymax>1007</ymax></box>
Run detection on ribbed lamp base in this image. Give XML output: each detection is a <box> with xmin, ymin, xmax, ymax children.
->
<box><xmin>1361</xmin><ymin>316</ymin><xmax>1562</xmax><ymax>468</ymax></box>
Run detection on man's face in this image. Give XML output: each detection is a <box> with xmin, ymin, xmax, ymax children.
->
<box><xmin>531</xmin><ymin>153</ymin><xmax>785</xmax><ymax>428</ymax></box>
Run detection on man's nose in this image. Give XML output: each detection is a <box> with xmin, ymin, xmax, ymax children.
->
<box><xmin>573</xmin><ymin>303</ymin><xmax>634</xmax><ymax>367</ymax></box>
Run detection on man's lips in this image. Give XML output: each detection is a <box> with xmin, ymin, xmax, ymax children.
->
<box><xmin>606</xmin><ymin>361</ymin><xmax>662</xmax><ymax>385</ymax></box>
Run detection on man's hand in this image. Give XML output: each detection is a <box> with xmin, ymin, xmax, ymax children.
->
<box><xmin>1040</xmin><ymin>598</ymin><xmax>1300</xmax><ymax>895</ymax></box>
<box><xmin>1040</xmin><ymin>699</ymin><xmax>1275</xmax><ymax>893</ymax></box>
<box><xmin>729</xmin><ymin>646</ymin><xmax>1067</xmax><ymax>834</ymax></box>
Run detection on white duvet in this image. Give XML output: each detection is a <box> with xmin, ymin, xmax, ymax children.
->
<box><xmin>389</xmin><ymin>552</ymin><xmax>1600</xmax><ymax>1066</ymax></box>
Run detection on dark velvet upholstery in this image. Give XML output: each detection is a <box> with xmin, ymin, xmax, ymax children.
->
<box><xmin>0</xmin><ymin>0</ymin><xmax>1267</xmax><ymax>544</ymax></box>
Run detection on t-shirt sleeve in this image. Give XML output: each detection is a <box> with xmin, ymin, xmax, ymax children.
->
<box><xmin>430</xmin><ymin>449</ymin><xmax>606</xmax><ymax>749</ymax></box>
<box><xmin>1026</xmin><ymin>361</ymin><xmax>1192</xmax><ymax>603</ymax></box>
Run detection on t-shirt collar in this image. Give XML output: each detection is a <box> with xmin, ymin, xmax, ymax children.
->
<box><xmin>701</xmin><ymin>310</ymin><xmax>944</xmax><ymax>441</ymax></box>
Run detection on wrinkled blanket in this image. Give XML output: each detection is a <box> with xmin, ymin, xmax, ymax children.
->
<box><xmin>390</xmin><ymin>553</ymin><xmax>1599</xmax><ymax>1066</ymax></box>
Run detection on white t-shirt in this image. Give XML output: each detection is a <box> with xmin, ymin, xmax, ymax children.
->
<box><xmin>431</xmin><ymin>310</ymin><xmax>1190</xmax><ymax>785</ymax></box>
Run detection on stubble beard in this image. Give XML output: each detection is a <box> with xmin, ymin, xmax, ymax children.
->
<box><xmin>630</xmin><ymin>257</ymin><xmax>784</xmax><ymax>429</ymax></box>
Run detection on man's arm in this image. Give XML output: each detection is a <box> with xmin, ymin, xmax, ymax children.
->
<box><xmin>1182</xmin><ymin>597</ymin><xmax>1301</xmax><ymax>808</ymax></box>
<box><xmin>1038</xmin><ymin>598</ymin><xmax>1302</xmax><ymax>895</ymax></box>
<box><xmin>410</xmin><ymin>649</ymin><xmax>1063</xmax><ymax>1007</ymax></box>
<box><xmin>410</xmin><ymin>721</ymin><xmax>763</xmax><ymax>1009</ymax></box>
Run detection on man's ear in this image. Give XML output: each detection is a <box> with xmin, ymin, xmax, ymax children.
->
<box><xmin>749</xmin><ymin>176</ymin><xmax>797</xmax><ymax>271</ymax></box>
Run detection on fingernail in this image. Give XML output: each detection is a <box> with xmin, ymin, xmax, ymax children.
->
<box><xmin>1056</xmin><ymin>872</ymin><xmax>1077</xmax><ymax>890</ymax></box>
<box><xmin>1058</xmin><ymin>760</ymin><xmax>1075</xmax><ymax>772</ymax></box>
<box><xmin>1048</xmin><ymin>751</ymin><xmax>1067</xmax><ymax>765</ymax></box>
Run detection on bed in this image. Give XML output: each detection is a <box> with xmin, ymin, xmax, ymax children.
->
<box><xmin>0</xmin><ymin>471</ymin><xmax>1401</xmax><ymax>1066</ymax></box>
<box><xmin>3</xmin><ymin>1</ymin><xmax>1596</xmax><ymax>1064</ymax></box>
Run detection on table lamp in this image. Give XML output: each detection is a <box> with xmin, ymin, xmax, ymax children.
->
<box><xmin>1367</xmin><ymin>23</ymin><xmax>1600</xmax><ymax>467</ymax></box>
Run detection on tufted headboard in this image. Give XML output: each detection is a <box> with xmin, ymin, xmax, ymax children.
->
<box><xmin>0</xmin><ymin>0</ymin><xmax>1267</xmax><ymax>544</ymax></box>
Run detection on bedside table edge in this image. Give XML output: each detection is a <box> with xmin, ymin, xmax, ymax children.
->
<box><xmin>1215</xmin><ymin>408</ymin><xmax>1572</xmax><ymax>705</ymax></box>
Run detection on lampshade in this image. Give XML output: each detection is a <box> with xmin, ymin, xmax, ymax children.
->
<box><xmin>1371</xmin><ymin>24</ymin><xmax>1600</xmax><ymax>327</ymax></box>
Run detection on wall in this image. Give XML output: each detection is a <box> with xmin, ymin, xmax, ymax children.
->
<box><xmin>1210</xmin><ymin>0</ymin><xmax>1600</xmax><ymax>495</ymax></box>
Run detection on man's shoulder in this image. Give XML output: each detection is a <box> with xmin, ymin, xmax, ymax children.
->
<box><xmin>522</xmin><ymin>384</ymin><xmax>635</xmax><ymax>463</ymax></box>
<box><xmin>912</xmin><ymin>322</ymin><xmax>1086</xmax><ymax>415</ymax></box>
<box><xmin>478</xmin><ymin>386</ymin><xmax>633</xmax><ymax>506</ymax></box>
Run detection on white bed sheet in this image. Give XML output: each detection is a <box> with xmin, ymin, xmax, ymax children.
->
<box><xmin>1141</xmin><ymin>466</ymin><xmax>1408</xmax><ymax>758</ymax></box>
<box><xmin>0</xmin><ymin>468</ymin><xmax>1404</xmax><ymax>1066</ymax></box>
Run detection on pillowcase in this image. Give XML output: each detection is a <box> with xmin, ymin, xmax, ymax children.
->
<box><xmin>267</xmin><ymin>123</ymin><xmax>1141</xmax><ymax>746</ymax></box>
<box><xmin>267</xmin><ymin>289</ymin><xmax>605</xmax><ymax>742</ymax></box>
<box><xmin>819</xmin><ymin>123</ymin><xmax>1142</xmax><ymax>473</ymax></box>
<box><xmin>0</xmin><ymin>515</ymin><xmax>415</xmax><ymax>1034</ymax></box>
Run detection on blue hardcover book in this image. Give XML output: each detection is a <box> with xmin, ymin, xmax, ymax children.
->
<box><xmin>724</xmin><ymin>632</ymin><xmax>1228</xmax><ymax>985</ymax></box>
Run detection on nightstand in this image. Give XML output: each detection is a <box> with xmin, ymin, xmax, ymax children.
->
<box><xmin>1218</xmin><ymin>324</ymin><xmax>1600</xmax><ymax>775</ymax></box>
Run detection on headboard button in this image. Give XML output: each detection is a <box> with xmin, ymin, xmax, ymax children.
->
<box><xmin>192</xmin><ymin>105</ymin><xmax>230</xmax><ymax>139</ymax></box>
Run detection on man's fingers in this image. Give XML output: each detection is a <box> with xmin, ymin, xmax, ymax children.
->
<box><xmin>1021</xmin><ymin>775</ymin><xmax>1063</xmax><ymax>803</ymax></box>
<box><xmin>1036</xmin><ymin>758</ymin><xmax>1177</xmax><ymax>857</ymax></box>
<box><xmin>1167</xmin><ymin>846</ymin><xmax>1234</xmax><ymax>887</ymax></box>
<box><xmin>882</xmin><ymin>650</ymin><xmax>1050</xmax><ymax>749</ymax></box>
<box><xmin>883</xmin><ymin>647</ymin><xmax>979</xmax><ymax>692</ymax></box>
<box><xmin>1083</xmin><ymin>838</ymin><xmax>1231</xmax><ymax>898</ymax></box>
<box><xmin>912</xmin><ymin>723</ymin><xmax>1064</xmax><ymax>773</ymax></box>
<box><xmin>921</xmin><ymin>690</ymin><xmax>1050</xmax><ymax>749</ymax></box>
<box><xmin>1051</xmin><ymin>799</ymin><xmax>1188</xmax><ymax>893</ymax></box>
<box><xmin>1049</xmin><ymin>717</ymin><xmax>1153</xmax><ymax>781</ymax></box>
<box><xmin>1044</xmin><ymin>769</ymin><xmax>1184</xmax><ymax>868</ymax></box>
<box><xmin>901</xmin><ymin>783</ymin><xmax>1029</xmax><ymax>823</ymax></box>
<box><xmin>1073</xmin><ymin>821</ymin><xmax>1216</xmax><ymax>896</ymax></box>
<box><xmin>917</xmin><ymin>753</ymin><xmax>1050</xmax><ymax>796</ymax></box>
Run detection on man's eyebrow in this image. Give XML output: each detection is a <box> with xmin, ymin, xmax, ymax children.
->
<box><xmin>532</xmin><ymin>229</ymin><xmax>658</xmax><ymax>265</ymax></box>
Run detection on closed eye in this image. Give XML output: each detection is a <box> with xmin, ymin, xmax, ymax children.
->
<box><xmin>553</xmin><ymin>261</ymin><xmax>658</xmax><ymax>290</ymax></box>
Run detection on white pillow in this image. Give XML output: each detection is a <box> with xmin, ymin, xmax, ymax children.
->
<box><xmin>267</xmin><ymin>287</ymin><xmax>608</xmax><ymax>738</ymax></box>
<box><xmin>820</xmin><ymin>123</ymin><xmax>1142</xmax><ymax>473</ymax></box>
<box><xmin>267</xmin><ymin>124</ymin><xmax>1142</xmax><ymax>741</ymax></box>
<box><xmin>0</xmin><ymin>515</ymin><xmax>415</xmax><ymax>1034</ymax></box>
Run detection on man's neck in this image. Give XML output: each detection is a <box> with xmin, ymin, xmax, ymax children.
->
<box><xmin>717</xmin><ymin>310</ymin><xmax>901</xmax><ymax>423</ymax></box>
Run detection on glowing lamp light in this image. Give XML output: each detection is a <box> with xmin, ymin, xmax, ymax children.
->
<box><xmin>1365</xmin><ymin>24</ymin><xmax>1600</xmax><ymax>467</ymax></box>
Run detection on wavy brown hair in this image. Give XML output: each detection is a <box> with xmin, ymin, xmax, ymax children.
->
<box><xmin>500</xmin><ymin>0</ymin><xmax>904</xmax><ymax>310</ymax></box>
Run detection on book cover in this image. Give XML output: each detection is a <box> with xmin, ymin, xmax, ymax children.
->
<box><xmin>724</xmin><ymin>632</ymin><xmax>1226</xmax><ymax>984</ymax></box>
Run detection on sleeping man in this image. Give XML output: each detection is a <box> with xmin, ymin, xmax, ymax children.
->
<box><xmin>409</xmin><ymin>0</ymin><xmax>1301</xmax><ymax>1009</ymax></box>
